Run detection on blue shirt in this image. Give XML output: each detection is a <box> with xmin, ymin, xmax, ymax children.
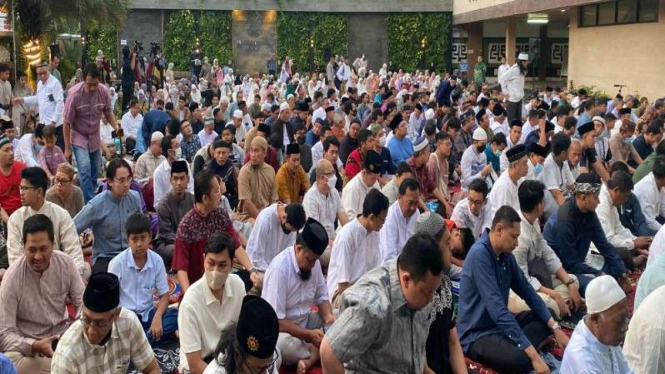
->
<box><xmin>306</xmin><ymin>129</ymin><xmax>318</xmax><ymax>147</ymax></box>
<box><xmin>0</xmin><ymin>353</ymin><xmax>17</xmax><ymax>374</ymax></box>
<box><xmin>631</xmin><ymin>134</ymin><xmax>653</xmax><ymax>160</ymax></box>
<box><xmin>387</xmin><ymin>136</ymin><xmax>414</xmax><ymax>167</ymax></box>
<box><xmin>619</xmin><ymin>192</ymin><xmax>656</xmax><ymax>237</ymax></box>
<box><xmin>543</xmin><ymin>198</ymin><xmax>627</xmax><ymax>277</ymax></box>
<box><xmin>634</xmin><ymin>254</ymin><xmax>665</xmax><ymax>311</ymax></box>
<box><xmin>141</xmin><ymin>109</ymin><xmax>171</xmax><ymax>147</ymax></box>
<box><xmin>484</xmin><ymin>144</ymin><xmax>500</xmax><ymax>172</ymax></box>
<box><xmin>108</xmin><ymin>248</ymin><xmax>169</xmax><ymax>322</ymax></box>
<box><xmin>457</xmin><ymin>231</ymin><xmax>552</xmax><ymax>353</ymax></box>
<box><xmin>74</xmin><ymin>190</ymin><xmax>142</xmax><ymax>262</ymax></box>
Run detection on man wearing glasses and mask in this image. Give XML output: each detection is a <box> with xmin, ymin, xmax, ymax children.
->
<box><xmin>51</xmin><ymin>272</ymin><xmax>160</xmax><ymax>374</ymax></box>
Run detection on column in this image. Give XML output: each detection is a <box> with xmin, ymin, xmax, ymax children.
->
<box><xmin>505</xmin><ymin>19</ymin><xmax>517</xmax><ymax>65</ymax></box>
<box><xmin>466</xmin><ymin>22</ymin><xmax>483</xmax><ymax>83</ymax></box>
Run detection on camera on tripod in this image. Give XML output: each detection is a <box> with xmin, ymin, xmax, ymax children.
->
<box><xmin>133</xmin><ymin>40</ymin><xmax>144</xmax><ymax>53</ymax></box>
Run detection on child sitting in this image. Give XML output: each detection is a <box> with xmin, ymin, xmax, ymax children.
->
<box><xmin>108</xmin><ymin>212</ymin><xmax>178</xmax><ymax>347</ymax></box>
<box><xmin>39</xmin><ymin>124</ymin><xmax>67</xmax><ymax>181</ymax></box>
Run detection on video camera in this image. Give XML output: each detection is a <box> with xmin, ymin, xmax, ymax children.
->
<box><xmin>133</xmin><ymin>40</ymin><xmax>144</xmax><ymax>53</ymax></box>
<box><xmin>150</xmin><ymin>42</ymin><xmax>160</xmax><ymax>58</ymax></box>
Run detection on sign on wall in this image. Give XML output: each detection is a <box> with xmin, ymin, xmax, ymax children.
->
<box><xmin>452</xmin><ymin>42</ymin><xmax>468</xmax><ymax>64</ymax></box>
<box><xmin>550</xmin><ymin>42</ymin><xmax>568</xmax><ymax>65</ymax></box>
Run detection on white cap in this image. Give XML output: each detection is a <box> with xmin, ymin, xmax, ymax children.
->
<box><xmin>425</xmin><ymin>108</ymin><xmax>435</xmax><ymax>121</ymax></box>
<box><xmin>280</xmin><ymin>102</ymin><xmax>290</xmax><ymax>112</ymax></box>
<box><xmin>150</xmin><ymin>131</ymin><xmax>164</xmax><ymax>143</ymax></box>
<box><xmin>592</xmin><ymin>116</ymin><xmax>606</xmax><ymax>126</ymax></box>
<box><xmin>233</xmin><ymin>110</ymin><xmax>243</xmax><ymax>119</ymax></box>
<box><xmin>472</xmin><ymin>127</ymin><xmax>488</xmax><ymax>141</ymax></box>
<box><xmin>518</xmin><ymin>53</ymin><xmax>529</xmax><ymax>61</ymax></box>
<box><xmin>586</xmin><ymin>275</ymin><xmax>626</xmax><ymax>314</ymax></box>
<box><xmin>413</xmin><ymin>136</ymin><xmax>429</xmax><ymax>153</ymax></box>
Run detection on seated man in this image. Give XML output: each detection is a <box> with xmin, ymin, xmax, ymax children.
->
<box><xmin>460</xmin><ymin>128</ymin><xmax>495</xmax><ymax>191</ymax></box>
<box><xmin>458</xmin><ymin>206</ymin><xmax>569</xmax><ymax>374</ymax></box>
<box><xmin>51</xmin><ymin>272</ymin><xmax>160</xmax><ymax>374</ymax></box>
<box><xmin>308</xmin><ymin>135</ymin><xmax>344</xmax><ymax>193</ymax></box>
<box><xmin>302</xmin><ymin>159</ymin><xmax>349</xmax><ymax>242</ymax></box>
<box><xmin>173</xmin><ymin>170</ymin><xmax>254</xmax><ymax>294</ymax></box>
<box><xmin>539</xmin><ymin>132</ymin><xmax>574</xmax><ymax>220</ymax></box>
<box><xmin>261</xmin><ymin>218</ymin><xmax>334</xmax><ymax>373</ymax></box>
<box><xmin>134</xmin><ymin>131</ymin><xmax>165</xmax><ymax>184</ymax></box>
<box><xmin>381</xmin><ymin>161</ymin><xmax>413</xmax><ymax>205</ymax></box>
<box><xmin>407</xmin><ymin>137</ymin><xmax>448</xmax><ymax>214</ymax></box>
<box><xmin>206</xmin><ymin>139</ymin><xmax>238</xmax><ymax>209</ymax></box>
<box><xmin>246</xmin><ymin>202</ymin><xmax>306</xmax><ymax>281</ymax></box>
<box><xmin>596</xmin><ymin>169</ymin><xmax>651</xmax><ymax>270</ymax></box>
<box><xmin>154</xmin><ymin>160</ymin><xmax>194</xmax><ymax>268</ymax></box>
<box><xmin>275</xmin><ymin>143</ymin><xmax>310</xmax><ymax>204</ymax></box>
<box><xmin>633</xmin><ymin>154</ymin><xmax>665</xmax><ymax>233</ymax></box>
<box><xmin>610</xmin><ymin>163</ymin><xmax>656</xmax><ymax>237</ymax></box>
<box><xmin>153</xmin><ymin>134</ymin><xmax>194</xmax><ymax>208</ymax></box>
<box><xmin>484</xmin><ymin>144</ymin><xmax>528</xmax><ymax>229</ymax></box>
<box><xmin>320</xmin><ymin>233</ymin><xmax>444</xmax><ymax>374</ymax></box>
<box><xmin>380</xmin><ymin>178</ymin><xmax>421</xmax><ymax>261</ymax></box>
<box><xmin>451</xmin><ymin>178</ymin><xmax>490</xmax><ymax>240</ymax></box>
<box><xmin>74</xmin><ymin>158</ymin><xmax>142</xmax><ymax>273</ymax></box>
<box><xmin>108</xmin><ymin>213</ymin><xmax>178</xmax><ymax>347</ymax></box>
<box><xmin>0</xmin><ymin>134</ymin><xmax>26</xmax><ymax>221</ymax></box>
<box><xmin>560</xmin><ymin>276</ymin><xmax>631</xmax><ymax>374</ymax></box>
<box><xmin>624</xmin><ymin>278</ymin><xmax>665</xmax><ymax>373</ymax></box>
<box><xmin>236</xmin><ymin>136</ymin><xmax>278</xmax><ymax>223</ymax></box>
<box><xmin>7</xmin><ymin>166</ymin><xmax>85</xmax><ymax>276</ymax></box>
<box><xmin>509</xmin><ymin>180</ymin><xmax>584</xmax><ymax>320</ymax></box>
<box><xmin>344</xmin><ymin>128</ymin><xmax>375</xmax><ymax>180</ymax></box>
<box><xmin>543</xmin><ymin>173</ymin><xmax>630</xmax><ymax>295</ymax></box>
<box><xmin>204</xmin><ymin>295</ymin><xmax>281</xmax><ymax>374</ymax></box>
<box><xmin>178</xmin><ymin>232</ymin><xmax>247</xmax><ymax>374</ymax></box>
<box><xmin>327</xmin><ymin>189</ymin><xmax>389</xmax><ymax>307</ymax></box>
<box><xmin>0</xmin><ymin>214</ymin><xmax>84</xmax><ymax>374</ymax></box>
<box><xmin>341</xmin><ymin>150</ymin><xmax>382</xmax><ymax>220</ymax></box>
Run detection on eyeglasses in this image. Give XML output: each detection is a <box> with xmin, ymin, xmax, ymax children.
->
<box><xmin>55</xmin><ymin>178</ymin><xmax>71</xmax><ymax>185</ymax></box>
<box><xmin>80</xmin><ymin>313</ymin><xmax>115</xmax><ymax>329</ymax></box>
<box><xmin>243</xmin><ymin>350</ymin><xmax>280</xmax><ymax>374</ymax></box>
<box><xmin>19</xmin><ymin>185</ymin><xmax>37</xmax><ymax>192</ymax></box>
<box><xmin>113</xmin><ymin>177</ymin><xmax>133</xmax><ymax>185</ymax></box>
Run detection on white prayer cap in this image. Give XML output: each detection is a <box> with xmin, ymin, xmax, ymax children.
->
<box><xmin>518</xmin><ymin>53</ymin><xmax>529</xmax><ymax>61</ymax></box>
<box><xmin>280</xmin><ymin>102</ymin><xmax>290</xmax><ymax>112</ymax></box>
<box><xmin>150</xmin><ymin>131</ymin><xmax>164</xmax><ymax>143</ymax></box>
<box><xmin>425</xmin><ymin>108</ymin><xmax>435</xmax><ymax>120</ymax></box>
<box><xmin>586</xmin><ymin>275</ymin><xmax>626</xmax><ymax>314</ymax></box>
<box><xmin>592</xmin><ymin>116</ymin><xmax>606</xmax><ymax>126</ymax></box>
<box><xmin>233</xmin><ymin>110</ymin><xmax>243</xmax><ymax>119</ymax></box>
<box><xmin>472</xmin><ymin>127</ymin><xmax>488</xmax><ymax>141</ymax></box>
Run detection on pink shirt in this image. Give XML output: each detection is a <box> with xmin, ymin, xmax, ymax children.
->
<box><xmin>39</xmin><ymin>145</ymin><xmax>67</xmax><ymax>174</ymax></box>
<box><xmin>63</xmin><ymin>82</ymin><xmax>111</xmax><ymax>152</ymax></box>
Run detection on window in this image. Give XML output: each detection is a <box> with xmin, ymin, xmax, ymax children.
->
<box><xmin>598</xmin><ymin>2</ymin><xmax>617</xmax><ymax>24</ymax></box>
<box><xmin>579</xmin><ymin>0</ymin><xmax>658</xmax><ymax>27</ymax></box>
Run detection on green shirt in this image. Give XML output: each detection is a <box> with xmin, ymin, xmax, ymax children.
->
<box><xmin>51</xmin><ymin>68</ymin><xmax>62</xmax><ymax>85</ymax></box>
<box><xmin>633</xmin><ymin>152</ymin><xmax>656</xmax><ymax>183</ymax></box>
<box><xmin>473</xmin><ymin>62</ymin><xmax>487</xmax><ymax>85</ymax></box>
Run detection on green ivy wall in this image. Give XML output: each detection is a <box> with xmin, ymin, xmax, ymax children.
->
<box><xmin>86</xmin><ymin>26</ymin><xmax>118</xmax><ymax>62</ymax></box>
<box><xmin>387</xmin><ymin>13</ymin><xmax>452</xmax><ymax>72</ymax></box>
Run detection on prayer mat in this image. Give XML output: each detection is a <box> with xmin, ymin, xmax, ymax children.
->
<box><xmin>128</xmin><ymin>339</ymin><xmax>180</xmax><ymax>374</ymax></box>
<box><xmin>153</xmin><ymin>273</ymin><xmax>182</xmax><ymax>305</ymax></box>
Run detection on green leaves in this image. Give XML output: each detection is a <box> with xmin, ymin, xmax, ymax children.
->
<box><xmin>86</xmin><ymin>26</ymin><xmax>117</xmax><ymax>62</ymax></box>
<box><xmin>199</xmin><ymin>11</ymin><xmax>232</xmax><ymax>67</ymax></box>
<box><xmin>387</xmin><ymin>12</ymin><xmax>451</xmax><ymax>72</ymax></box>
<box><xmin>164</xmin><ymin>10</ymin><xmax>197</xmax><ymax>70</ymax></box>
<box><xmin>276</xmin><ymin>12</ymin><xmax>348</xmax><ymax>73</ymax></box>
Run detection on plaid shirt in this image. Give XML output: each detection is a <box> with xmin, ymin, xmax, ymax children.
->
<box><xmin>51</xmin><ymin>308</ymin><xmax>154</xmax><ymax>374</ymax></box>
<box><xmin>180</xmin><ymin>136</ymin><xmax>202</xmax><ymax>163</ymax></box>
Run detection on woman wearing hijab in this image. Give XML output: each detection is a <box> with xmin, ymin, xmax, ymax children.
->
<box><xmin>165</xmin><ymin>62</ymin><xmax>175</xmax><ymax>82</ymax></box>
<box><xmin>190</xmin><ymin>84</ymin><xmax>202</xmax><ymax>104</ymax></box>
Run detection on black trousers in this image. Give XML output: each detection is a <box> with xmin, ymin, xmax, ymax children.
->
<box><xmin>467</xmin><ymin>311</ymin><xmax>552</xmax><ymax>374</ymax></box>
<box><xmin>55</xmin><ymin>125</ymin><xmax>65</xmax><ymax>154</ymax></box>
<box><xmin>506</xmin><ymin>100</ymin><xmax>523</xmax><ymax>124</ymax></box>
<box><xmin>122</xmin><ymin>85</ymin><xmax>133</xmax><ymax>113</ymax></box>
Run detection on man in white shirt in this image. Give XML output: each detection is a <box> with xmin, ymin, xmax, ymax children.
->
<box><xmin>451</xmin><ymin>178</ymin><xmax>490</xmax><ymax>240</ymax></box>
<box><xmin>153</xmin><ymin>134</ymin><xmax>194</xmax><ymax>207</ymax></box>
<box><xmin>380</xmin><ymin>178</ymin><xmax>421</xmax><ymax>261</ymax></box>
<box><xmin>489</xmin><ymin>104</ymin><xmax>509</xmax><ymax>136</ymax></box>
<box><xmin>596</xmin><ymin>170</ymin><xmax>650</xmax><ymax>269</ymax></box>
<box><xmin>633</xmin><ymin>155</ymin><xmax>665</xmax><ymax>233</ymax></box>
<box><xmin>327</xmin><ymin>189</ymin><xmax>388</xmax><ymax>306</ymax></box>
<box><xmin>539</xmin><ymin>132</ymin><xmax>575</xmax><ymax>220</ymax></box>
<box><xmin>178</xmin><ymin>232</ymin><xmax>246</xmax><ymax>374</ymax></box>
<box><xmin>246</xmin><ymin>202</ymin><xmax>306</xmax><ymax>275</ymax></box>
<box><xmin>6</xmin><ymin>166</ymin><xmax>85</xmax><ymax>275</ymax></box>
<box><xmin>134</xmin><ymin>131</ymin><xmax>165</xmax><ymax>184</ymax></box>
<box><xmin>261</xmin><ymin>218</ymin><xmax>335</xmax><ymax>373</ymax></box>
<box><xmin>197</xmin><ymin>116</ymin><xmax>217</xmax><ymax>149</ymax></box>
<box><xmin>341</xmin><ymin>150</ymin><xmax>382</xmax><ymax>220</ymax></box>
<box><xmin>520</xmin><ymin>109</ymin><xmax>540</xmax><ymax>143</ymax></box>
<box><xmin>14</xmin><ymin>124</ymin><xmax>44</xmax><ymax>168</ymax></box>
<box><xmin>335</xmin><ymin>57</ymin><xmax>351</xmax><ymax>90</ymax></box>
<box><xmin>560</xmin><ymin>275</ymin><xmax>632</xmax><ymax>374</ymax></box>
<box><xmin>509</xmin><ymin>180</ymin><xmax>584</xmax><ymax>320</ymax></box>
<box><xmin>485</xmin><ymin>144</ymin><xmax>528</xmax><ymax>229</ymax></box>
<box><xmin>499</xmin><ymin>119</ymin><xmax>524</xmax><ymax>173</ymax></box>
<box><xmin>460</xmin><ymin>128</ymin><xmax>494</xmax><ymax>191</ymax></box>
<box><xmin>13</xmin><ymin>62</ymin><xmax>63</xmax><ymax>149</ymax></box>
<box><xmin>498</xmin><ymin>53</ymin><xmax>528</xmax><ymax>124</ymax></box>
<box><xmin>497</xmin><ymin>55</ymin><xmax>510</xmax><ymax>83</ymax></box>
<box><xmin>623</xmin><ymin>283</ymin><xmax>665</xmax><ymax>374</ymax></box>
<box><xmin>231</xmin><ymin>109</ymin><xmax>247</xmax><ymax>145</ymax></box>
<box><xmin>302</xmin><ymin>159</ymin><xmax>349</xmax><ymax>241</ymax></box>
<box><xmin>120</xmin><ymin>98</ymin><xmax>143</xmax><ymax>152</ymax></box>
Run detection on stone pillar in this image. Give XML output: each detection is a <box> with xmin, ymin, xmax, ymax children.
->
<box><xmin>466</xmin><ymin>22</ymin><xmax>483</xmax><ymax>83</ymax></box>
<box><xmin>506</xmin><ymin>19</ymin><xmax>517</xmax><ymax>65</ymax></box>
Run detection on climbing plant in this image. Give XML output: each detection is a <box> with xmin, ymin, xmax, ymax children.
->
<box><xmin>86</xmin><ymin>25</ymin><xmax>117</xmax><ymax>62</ymax></box>
<box><xmin>199</xmin><ymin>11</ymin><xmax>232</xmax><ymax>67</ymax></box>
<box><xmin>276</xmin><ymin>12</ymin><xmax>348</xmax><ymax>73</ymax></box>
<box><xmin>164</xmin><ymin>10</ymin><xmax>197</xmax><ymax>70</ymax></box>
<box><xmin>387</xmin><ymin>12</ymin><xmax>452</xmax><ymax>72</ymax></box>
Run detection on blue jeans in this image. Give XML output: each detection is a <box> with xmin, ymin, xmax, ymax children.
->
<box><xmin>73</xmin><ymin>145</ymin><xmax>101</xmax><ymax>203</ymax></box>
<box><xmin>139</xmin><ymin>306</ymin><xmax>179</xmax><ymax>347</ymax></box>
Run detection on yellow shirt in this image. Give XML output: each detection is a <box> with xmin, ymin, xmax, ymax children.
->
<box><xmin>275</xmin><ymin>164</ymin><xmax>310</xmax><ymax>203</ymax></box>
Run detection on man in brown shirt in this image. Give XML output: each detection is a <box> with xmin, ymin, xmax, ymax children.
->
<box><xmin>276</xmin><ymin>143</ymin><xmax>310</xmax><ymax>204</ymax></box>
<box><xmin>609</xmin><ymin>120</ymin><xmax>643</xmax><ymax>173</ymax></box>
<box><xmin>237</xmin><ymin>136</ymin><xmax>278</xmax><ymax>223</ymax></box>
<box><xmin>0</xmin><ymin>214</ymin><xmax>85</xmax><ymax>374</ymax></box>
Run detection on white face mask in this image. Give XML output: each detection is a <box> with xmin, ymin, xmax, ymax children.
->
<box><xmin>174</xmin><ymin>148</ymin><xmax>182</xmax><ymax>160</ymax></box>
<box><xmin>326</xmin><ymin>174</ymin><xmax>337</xmax><ymax>190</ymax></box>
<box><xmin>205</xmin><ymin>269</ymin><xmax>229</xmax><ymax>291</ymax></box>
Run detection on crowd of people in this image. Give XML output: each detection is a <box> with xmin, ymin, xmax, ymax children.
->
<box><xmin>1</xmin><ymin>47</ymin><xmax>665</xmax><ymax>374</ymax></box>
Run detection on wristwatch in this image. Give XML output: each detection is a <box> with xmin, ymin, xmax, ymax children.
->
<box><xmin>621</xmin><ymin>273</ymin><xmax>629</xmax><ymax>279</ymax></box>
<box><xmin>566</xmin><ymin>278</ymin><xmax>577</xmax><ymax>286</ymax></box>
<box><xmin>552</xmin><ymin>322</ymin><xmax>562</xmax><ymax>331</ymax></box>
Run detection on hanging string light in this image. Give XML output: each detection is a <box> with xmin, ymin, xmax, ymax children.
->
<box><xmin>23</xmin><ymin>39</ymin><xmax>41</xmax><ymax>66</ymax></box>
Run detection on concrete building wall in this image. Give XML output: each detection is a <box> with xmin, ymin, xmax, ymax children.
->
<box><xmin>119</xmin><ymin>9</ymin><xmax>164</xmax><ymax>50</ymax></box>
<box><xmin>568</xmin><ymin>0</ymin><xmax>665</xmax><ymax>99</ymax></box>
<box><xmin>347</xmin><ymin>13</ymin><xmax>388</xmax><ymax>72</ymax></box>
<box><xmin>231</xmin><ymin>10</ymin><xmax>277</xmax><ymax>74</ymax></box>
<box><xmin>453</xmin><ymin>0</ymin><xmax>606</xmax><ymax>24</ymax></box>
<box><xmin>130</xmin><ymin>0</ymin><xmax>452</xmax><ymax>12</ymax></box>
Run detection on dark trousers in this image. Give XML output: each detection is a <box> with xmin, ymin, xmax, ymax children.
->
<box><xmin>137</xmin><ymin>307</ymin><xmax>179</xmax><ymax>347</ymax></box>
<box><xmin>268</xmin><ymin>69</ymin><xmax>275</xmax><ymax>77</ymax></box>
<box><xmin>122</xmin><ymin>85</ymin><xmax>133</xmax><ymax>113</ymax></box>
<box><xmin>467</xmin><ymin>311</ymin><xmax>552</xmax><ymax>374</ymax></box>
<box><xmin>506</xmin><ymin>100</ymin><xmax>523</xmax><ymax>124</ymax></box>
<box><xmin>55</xmin><ymin>125</ymin><xmax>65</xmax><ymax>153</ymax></box>
<box><xmin>91</xmin><ymin>257</ymin><xmax>113</xmax><ymax>274</ymax></box>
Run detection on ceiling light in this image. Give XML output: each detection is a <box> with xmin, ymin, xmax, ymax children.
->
<box><xmin>527</xmin><ymin>13</ymin><xmax>549</xmax><ymax>24</ymax></box>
